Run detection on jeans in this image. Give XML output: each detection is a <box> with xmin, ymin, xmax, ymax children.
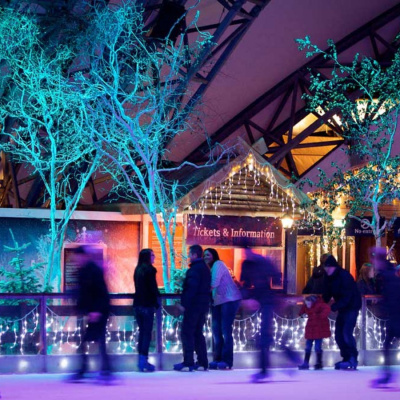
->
<box><xmin>134</xmin><ymin>306</ymin><xmax>155</xmax><ymax>356</ymax></box>
<box><xmin>305</xmin><ymin>338</ymin><xmax>322</xmax><ymax>352</ymax></box>
<box><xmin>212</xmin><ymin>300</ymin><xmax>240</xmax><ymax>367</ymax></box>
<box><xmin>335</xmin><ymin>310</ymin><xmax>359</xmax><ymax>360</ymax></box>
<box><xmin>181</xmin><ymin>308</ymin><xmax>208</xmax><ymax>367</ymax></box>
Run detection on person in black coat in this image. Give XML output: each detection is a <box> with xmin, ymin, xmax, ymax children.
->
<box><xmin>174</xmin><ymin>244</ymin><xmax>211</xmax><ymax>371</ymax></box>
<box><xmin>302</xmin><ymin>253</ymin><xmax>330</xmax><ymax>295</ymax></box>
<box><xmin>134</xmin><ymin>248</ymin><xmax>160</xmax><ymax>372</ymax></box>
<box><xmin>240</xmin><ymin>246</ymin><xmax>299</xmax><ymax>382</ymax></box>
<box><xmin>70</xmin><ymin>245</ymin><xmax>111</xmax><ymax>382</ymax></box>
<box><xmin>370</xmin><ymin>248</ymin><xmax>400</xmax><ymax>387</ymax></box>
<box><xmin>323</xmin><ymin>255</ymin><xmax>361</xmax><ymax>370</ymax></box>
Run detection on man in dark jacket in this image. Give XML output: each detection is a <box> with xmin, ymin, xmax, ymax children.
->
<box><xmin>174</xmin><ymin>244</ymin><xmax>211</xmax><ymax>371</ymax></box>
<box><xmin>302</xmin><ymin>253</ymin><xmax>330</xmax><ymax>295</ymax></box>
<box><xmin>70</xmin><ymin>245</ymin><xmax>111</xmax><ymax>382</ymax></box>
<box><xmin>323</xmin><ymin>255</ymin><xmax>361</xmax><ymax>370</ymax></box>
<box><xmin>370</xmin><ymin>248</ymin><xmax>400</xmax><ymax>387</ymax></box>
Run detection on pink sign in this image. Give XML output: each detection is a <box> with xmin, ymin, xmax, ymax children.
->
<box><xmin>186</xmin><ymin>215</ymin><xmax>282</xmax><ymax>247</ymax></box>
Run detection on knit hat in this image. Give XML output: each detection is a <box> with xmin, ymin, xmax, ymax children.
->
<box><xmin>305</xmin><ymin>295</ymin><xmax>318</xmax><ymax>303</ymax></box>
<box><xmin>324</xmin><ymin>255</ymin><xmax>340</xmax><ymax>268</ymax></box>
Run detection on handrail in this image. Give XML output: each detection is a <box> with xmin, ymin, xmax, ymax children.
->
<box><xmin>0</xmin><ymin>293</ymin><xmax>386</xmax><ymax>372</ymax></box>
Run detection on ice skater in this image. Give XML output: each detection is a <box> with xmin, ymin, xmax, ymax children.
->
<box><xmin>173</xmin><ymin>244</ymin><xmax>211</xmax><ymax>371</ymax></box>
<box><xmin>370</xmin><ymin>248</ymin><xmax>400</xmax><ymax>388</ymax></box>
<box><xmin>133</xmin><ymin>248</ymin><xmax>160</xmax><ymax>372</ymax></box>
<box><xmin>204</xmin><ymin>247</ymin><xmax>242</xmax><ymax>370</ymax></box>
<box><xmin>240</xmin><ymin>245</ymin><xmax>300</xmax><ymax>382</ymax></box>
<box><xmin>323</xmin><ymin>255</ymin><xmax>361</xmax><ymax>370</ymax></box>
<box><xmin>69</xmin><ymin>245</ymin><xmax>112</xmax><ymax>383</ymax></box>
<box><xmin>298</xmin><ymin>295</ymin><xmax>331</xmax><ymax>370</ymax></box>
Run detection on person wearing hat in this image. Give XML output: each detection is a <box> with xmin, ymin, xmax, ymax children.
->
<box><xmin>322</xmin><ymin>255</ymin><xmax>361</xmax><ymax>370</ymax></box>
<box><xmin>302</xmin><ymin>253</ymin><xmax>330</xmax><ymax>295</ymax></box>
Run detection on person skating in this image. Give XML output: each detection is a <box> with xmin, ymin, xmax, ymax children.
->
<box><xmin>173</xmin><ymin>244</ymin><xmax>211</xmax><ymax>371</ymax></box>
<box><xmin>298</xmin><ymin>295</ymin><xmax>331</xmax><ymax>370</ymax></box>
<box><xmin>69</xmin><ymin>245</ymin><xmax>112</xmax><ymax>383</ymax></box>
<box><xmin>204</xmin><ymin>248</ymin><xmax>241</xmax><ymax>370</ymax></box>
<box><xmin>323</xmin><ymin>255</ymin><xmax>361</xmax><ymax>370</ymax></box>
<box><xmin>133</xmin><ymin>248</ymin><xmax>160</xmax><ymax>372</ymax></box>
<box><xmin>370</xmin><ymin>248</ymin><xmax>400</xmax><ymax>388</ymax></box>
<box><xmin>240</xmin><ymin>245</ymin><xmax>300</xmax><ymax>382</ymax></box>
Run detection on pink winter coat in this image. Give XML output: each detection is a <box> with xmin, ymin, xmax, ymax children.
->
<box><xmin>299</xmin><ymin>297</ymin><xmax>331</xmax><ymax>340</ymax></box>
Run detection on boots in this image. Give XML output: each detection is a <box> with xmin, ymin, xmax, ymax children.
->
<box><xmin>335</xmin><ymin>356</ymin><xmax>357</xmax><ymax>370</ymax></box>
<box><xmin>370</xmin><ymin>371</ymin><xmax>393</xmax><ymax>388</ymax></box>
<box><xmin>314</xmin><ymin>351</ymin><xmax>323</xmax><ymax>370</ymax></box>
<box><xmin>138</xmin><ymin>354</ymin><xmax>155</xmax><ymax>372</ymax></box>
<box><xmin>298</xmin><ymin>350</ymin><xmax>311</xmax><ymax>370</ymax></box>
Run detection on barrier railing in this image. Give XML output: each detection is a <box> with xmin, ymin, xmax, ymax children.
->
<box><xmin>0</xmin><ymin>294</ymin><xmax>391</xmax><ymax>359</ymax></box>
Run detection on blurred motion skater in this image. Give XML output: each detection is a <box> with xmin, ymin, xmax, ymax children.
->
<box><xmin>70</xmin><ymin>245</ymin><xmax>112</xmax><ymax>382</ymax></box>
<box><xmin>240</xmin><ymin>246</ymin><xmax>300</xmax><ymax>382</ymax></box>
<box><xmin>133</xmin><ymin>248</ymin><xmax>160</xmax><ymax>372</ymax></box>
<box><xmin>370</xmin><ymin>248</ymin><xmax>400</xmax><ymax>388</ymax></box>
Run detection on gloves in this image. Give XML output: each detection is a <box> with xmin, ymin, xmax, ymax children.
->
<box><xmin>331</xmin><ymin>303</ymin><xmax>338</xmax><ymax>312</ymax></box>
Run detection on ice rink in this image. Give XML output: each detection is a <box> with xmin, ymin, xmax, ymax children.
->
<box><xmin>1</xmin><ymin>367</ymin><xmax>400</xmax><ymax>400</ymax></box>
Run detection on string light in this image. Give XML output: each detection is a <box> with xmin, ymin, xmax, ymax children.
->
<box><xmin>189</xmin><ymin>153</ymin><xmax>302</xmax><ymax>218</ymax></box>
<box><xmin>0</xmin><ymin>306</ymin><xmax>39</xmax><ymax>355</ymax></box>
<box><xmin>0</xmin><ymin>303</ymin><xmax>386</xmax><ymax>356</ymax></box>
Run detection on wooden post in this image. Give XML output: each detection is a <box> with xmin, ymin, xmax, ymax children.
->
<box><xmin>39</xmin><ymin>295</ymin><xmax>47</xmax><ymax>373</ymax></box>
<box><xmin>285</xmin><ymin>228</ymin><xmax>298</xmax><ymax>294</ymax></box>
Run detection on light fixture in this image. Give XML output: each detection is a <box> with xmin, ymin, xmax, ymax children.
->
<box><xmin>281</xmin><ymin>214</ymin><xmax>294</xmax><ymax>229</ymax></box>
<box><xmin>333</xmin><ymin>218</ymin><xmax>345</xmax><ymax>228</ymax></box>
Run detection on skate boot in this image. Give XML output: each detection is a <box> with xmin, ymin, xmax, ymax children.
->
<box><xmin>193</xmin><ymin>361</ymin><xmax>208</xmax><ymax>371</ymax></box>
<box><xmin>298</xmin><ymin>351</ymin><xmax>311</xmax><ymax>370</ymax></box>
<box><xmin>314</xmin><ymin>351</ymin><xmax>323</xmax><ymax>370</ymax></box>
<box><xmin>334</xmin><ymin>359</ymin><xmax>347</xmax><ymax>370</ymax></box>
<box><xmin>173</xmin><ymin>362</ymin><xmax>194</xmax><ymax>372</ymax></box>
<box><xmin>251</xmin><ymin>370</ymin><xmax>269</xmax><ymax>383</ymax></box>
<box><xmin>370</xmin><ymin>372</ymin><xmax>393</xmax><ymax>388</ymax></box>
<box><xmin>208</xmin><ymin>361</ymin><xmax>219</xmax><ymax>370</ymax></box>
<box><xmin>336</xmin><ymin>356</ymin><xmax>357</xmax><ymax>370</ymax></box>
<box><xmin>138</xmin><ymin>355</ymin><xmax>155</xmax><ymax>372</ymax></box>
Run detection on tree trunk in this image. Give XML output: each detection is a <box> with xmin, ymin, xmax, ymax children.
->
<box><xmin>152</xmin><ymin>219</ymin><xmax>170</xmax><ymax>293</ymax></box>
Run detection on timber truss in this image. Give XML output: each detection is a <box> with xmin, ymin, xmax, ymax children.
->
<box><xmin>184</xmin><ymin>3</ymin><xmax>400</xmax><ymax>180</ymax></box>
<box><xmin>0</xmin><ymin>0</ymin><xmax>271</xmax><ymax>208</ymax></box>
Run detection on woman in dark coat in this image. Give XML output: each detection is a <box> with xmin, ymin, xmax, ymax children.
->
<box><xmin>134</xmin><ymin>248</ymin><xmax>160</xmax><ymax>372</ymax></box>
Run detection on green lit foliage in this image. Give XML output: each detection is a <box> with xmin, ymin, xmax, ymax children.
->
<box><xmin>297</xmin><ymin>36</ymin><xmax>400</xmax><ymax>246</ymax></box>
<box><xmin>76</xmin><ymin>2</ymin><xmax>226</xmax><ymax>292</ymax></box>
<box><xmin>0</xmin><ymin>8</ymin><xmax>101</xmax><ymax>289</ymax></box>
<box><xmin>0</xmin><ymin>229</ymin><xmax>48</xmax><ymax>297</ymax></box>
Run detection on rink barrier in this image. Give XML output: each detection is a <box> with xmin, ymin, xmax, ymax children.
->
<box><xmin>0</xmin><ymin>294</ymin><xmax>395</xmax><ymax>373</ymax></box>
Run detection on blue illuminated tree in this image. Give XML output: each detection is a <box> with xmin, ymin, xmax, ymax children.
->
<box><xmin>0</xmin><ymin>9</ymin><xmax>101</xmax><ymax>289</ymax></box>
<box><xmin>77</xmin><ymin>2</ymin><xmax>229</xmax><ymax>292</ymax></box>
<box><xmin>297</xmin><ymin>36</ymin><xmax>400</xmax><ymax>247</ymax></box>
